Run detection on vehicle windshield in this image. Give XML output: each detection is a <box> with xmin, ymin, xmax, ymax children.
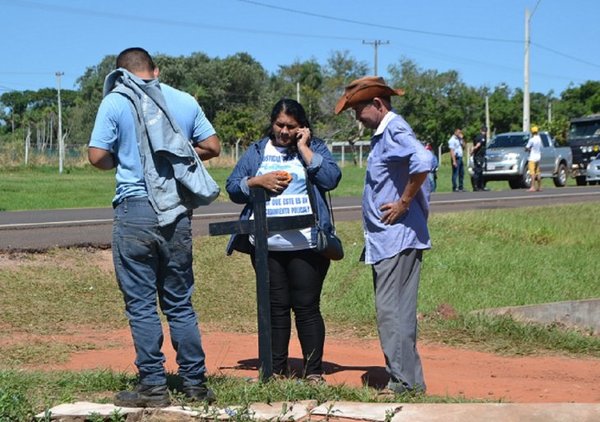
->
<box><xmin>488</xmin><ymin>134</ymin><xmax>529</xmax><ymax>148</ymax></box>
<box><xmin>568</xmin><ymin>120</ymin><xmax>600</xmax><ymax>139</ymax></box>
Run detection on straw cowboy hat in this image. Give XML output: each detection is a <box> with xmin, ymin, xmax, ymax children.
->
<box><xmin>334</xmin><ymin>76</ymin><xmax>404</xmax><ymax>114</ymax></box>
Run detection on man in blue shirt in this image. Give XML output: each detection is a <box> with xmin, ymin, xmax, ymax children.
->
<box><xmin>88</xmin><ymin>47</ymin><xmax>220</xmax><ymax>407</ymax></box>
<box><xmin>335</xmin><ymin>76</ymin><xmax>432</xmax><ymax>395</ymax></box>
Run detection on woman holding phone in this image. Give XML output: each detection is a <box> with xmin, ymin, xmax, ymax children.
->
<box><xmin>226</xmin><ymin>98</ymin><xmax>341</xmax><ymax>383</ymax></box>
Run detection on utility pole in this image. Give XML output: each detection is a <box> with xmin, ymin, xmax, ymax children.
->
<box><xmin>56</xmin><ymin>72</ymin><xmax>64</xmax><ymax>174</ymax></box>
<box><xmin>362</xmin><ymin>40</ymin><xmax>389</xmax><ymax>76</ymax></box>
<box><xmin>523</xmin><ymin>0</ymin><xmax>542</xmax><ymax>132</ymax></box>
<box><xmin>485</xmin><ymin>95</ymin><xmax>491</xmax><ymax>140</ymax></box>
<box><xmin>523</xmin><ymin>8</ymin><xmax>531</xmax><ymax>132</ymax></box>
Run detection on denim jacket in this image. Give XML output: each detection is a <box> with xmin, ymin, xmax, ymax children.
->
<box><xmin>225</xmin><ymin>137</ymin><xmax>342</xmax><ymax>255</ymax></box>
<box><xmin>104</xmin><ymin>69</ymin><xmax>219</xmax><ymax>226</ymax></box>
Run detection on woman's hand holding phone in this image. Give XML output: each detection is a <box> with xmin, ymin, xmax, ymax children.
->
<box><xmin>296</xmin><ymin>127</ymin><xmax>311</xmax><ymax>148</ymax></box>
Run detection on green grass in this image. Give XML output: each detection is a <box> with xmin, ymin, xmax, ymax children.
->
<box><xmin>0</xmin><ymin>155</ymin><xmax>580</xmax><ymax>211</ymax></box>
<box><xmin>1</xmin><ymin>204</ymin><xmax>598</xmax><ymax>350</ymax></box>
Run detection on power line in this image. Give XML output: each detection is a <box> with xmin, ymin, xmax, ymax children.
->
<box><xmin>237</xmin><ymin>0</ymin><xmax>600</xmax><ymax>70</ymax></box>
<box><xmin>3</xmin><ymin>0</ymin><xmax>598</xmax><ymax>91</ymax></box>
<box><xmin>532</xmin><ymin>42</ymin><xmax>600</xmax><ymax>69</ymax></box>
<box><xmin>236</xmin><ymin>0</ymin><xmax>521</xmax><ymax>44</ymax></box>
<box><xmin>0</xmin><ymin>71</ymin><xmax>54</xmax><ymax>76</ymax></box>
<box><xmin>4</xmin><ymin>0</ymin><xmax>362</xmax><ymax>42</ymax></box>
<box><xmin>8</xmin><ymin>0</ymin><xmax>600</xmax><ymax>70</ymax></box>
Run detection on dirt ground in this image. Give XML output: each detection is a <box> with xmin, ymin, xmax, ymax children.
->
<box><xmin>25</xmin><ymin>327</ymin><xmax>600</xmax><ymax>403</ymax></box>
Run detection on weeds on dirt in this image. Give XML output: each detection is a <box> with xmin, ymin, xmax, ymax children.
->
<box><xmin>0</xmin><ymin>385</ymin><xmax>34</xmax><ymax>422</ymax></box>
<box><xmin>0</xmin><ymin>369</ymin><xmax>471</xmax><ymax>421</ymax></box>
<box><xmin>422</xmin><ymin>313</ymin><xmax>600</xmax><ymax>356</ymax></box>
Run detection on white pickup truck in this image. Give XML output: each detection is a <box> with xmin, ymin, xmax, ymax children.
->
<box><xmin>468</xmin><ymin>131</ymin><xmax>572</xmax><ymax>189</ymax></box>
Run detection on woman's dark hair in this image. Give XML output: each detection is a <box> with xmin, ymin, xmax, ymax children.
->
<box><xmin>266</xmin><ymin>98</ymin><xmax>312</xmax><ymax>139</ymax></box>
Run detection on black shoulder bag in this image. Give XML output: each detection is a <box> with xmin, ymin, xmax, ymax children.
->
<box><xmin>305</xmin><ymin>176</ymin><xmax>344</xmax><ymax>261</ymax></box>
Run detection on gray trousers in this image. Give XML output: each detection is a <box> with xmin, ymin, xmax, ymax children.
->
<box><xmin>372</xmin><ymin>248</ymin><xmax>426</xmax><ymax>391</ymax></box>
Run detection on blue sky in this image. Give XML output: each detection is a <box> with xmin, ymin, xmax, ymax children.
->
<box><xmin>1</xmin><ymin>0</ymin><xmax>598</xmax><ymax>96</ymax></box>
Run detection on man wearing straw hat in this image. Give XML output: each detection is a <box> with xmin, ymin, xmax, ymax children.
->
<box><xmin>335</xmin><ymin>76</ymin><xmax>433</xmax><ymax>395</ymax></box>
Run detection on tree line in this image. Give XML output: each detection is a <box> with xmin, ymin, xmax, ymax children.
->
<box><xmin>1</xmin><ymin>50</ymin><xmax>599</xmax><ymax>155</ymax></box>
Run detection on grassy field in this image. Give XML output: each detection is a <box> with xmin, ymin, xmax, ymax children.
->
<box><xmin>0</xmin><ymin>199</ymin><xmax>599</xmax><ymax>419</ymax></box>
<box><xmin>0</xmin><ymin>154</ymin><xmax>580</xmax><ymax>211</ymax></box>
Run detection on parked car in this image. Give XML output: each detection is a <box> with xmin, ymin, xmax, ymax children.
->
<box><xmin>468</xmin><ymin>131</ymin><xmax>572</xmax><ymax>189</ymax></box>
<box><xmin>586</xmin><ymin>153</ymin><xmax>600</xmax><ymax>185</ymax></box>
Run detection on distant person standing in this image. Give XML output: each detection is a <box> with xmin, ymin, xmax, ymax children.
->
<box><xmin>425</xmin><ymin>143</ymin><xmax>438</xmax><ymax>192</ymax></box>
<box><xmin>471</xmin><ymin>126</ymin><xmax>489</xmax><ymax>191</ymax></box>
<box><xmin>88</xmin><ymin>47</ymin><xmax>220</xmax><ymax>407</ymax></box>
<box><xmin>525</xmin><ymin>126</ymin><xmax>543</xmax><ymax>192</ymax></box>
<box><xmin>448</xmin><ymin>128</ymin><xmax>465</xmax><ymax>192</ymax></box>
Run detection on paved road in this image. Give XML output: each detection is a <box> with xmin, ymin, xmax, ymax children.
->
<box><xmin>1</xmin><ymin>186</ymin><xmax>599</xmax><ymax>251</ymax></box>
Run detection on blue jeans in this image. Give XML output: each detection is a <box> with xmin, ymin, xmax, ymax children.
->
<box><xmin>451</xmin><ymin>157</ymin><xmax>464</xmax><ymax>191</ymax></box>
<box><xmin>112</xmin><ymin>197</ymin><xmax>206</xmax><ymax>386</ymax></box>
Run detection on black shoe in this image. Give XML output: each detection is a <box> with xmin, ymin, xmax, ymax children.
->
<box><xmin>182</xmin><ymin>384</ymin><xmax>216</xmax><ymax>403</ymax></box>
<box><xmin>114</xmin><ymin>383</ymin><xmax>170</xmax><ymax>408</ymax></box>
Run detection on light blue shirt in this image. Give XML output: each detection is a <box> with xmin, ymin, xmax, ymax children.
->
<box><xmin>89</xmin><ymin>82</ymin><xmax>215</xmax><ymax>206</ymax></box>
<box><xmin>362</xmin><ymin>111</ymin><xmax>432</xmax><ymax>265</ymax></box>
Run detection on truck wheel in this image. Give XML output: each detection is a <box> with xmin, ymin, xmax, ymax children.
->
<box><xmin>508</xmin><ymin>179</ymin><xmax>521</xmax><ymax>189</ymax></box>
<box><xmin>553</xmin><ymin>163</ymin><xmax>568</xmax><ymax>187</ymax></box>
<box><xmin>575</xmin><ymin>176</ymin><xmax>587</xmax><ymax>186</ymax></box>
<box><xmin>520</xmin><ymin>171</ymin><xmax>532</xmax><ymax>189</ymax></box>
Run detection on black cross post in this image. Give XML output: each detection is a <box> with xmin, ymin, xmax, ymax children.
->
<box><xmin>208</xmin><ymin>187</ymin><xmax>314</xmax><ymax>381</ymax></box>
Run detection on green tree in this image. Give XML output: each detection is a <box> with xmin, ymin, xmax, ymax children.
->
<box><xmin>320</xmin><ymin>51</ymin><xmax>370</xmax><ymax>141</ymax></box>
<box><xmin>387</xmin><ymin>58</ymin><xmax>479</xmax><ymax>149</ymax></box>
<box><xmin>272</xmin><ymin>59</ymin><xmax>324</xmax><ymax>125</ymax></box>
<box><xmin>71</xmin><ymin>55</ymin><xmax>116</xmax><ymax>143</ymax></box>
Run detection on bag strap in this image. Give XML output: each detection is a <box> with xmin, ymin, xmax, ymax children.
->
<box><xmin>304</xmin><ymin>172</ymin><xmax>320</xmax><ymax>227</ymax></box>
<box><xmin>304</xmin><ymin>172</ymin><xmax>336</xmax><ymax>230</ymax></box>
<box><xmin>326</xmin><ymin>191</ymin><xmax>336</xmax><ymax>228</ymax></box>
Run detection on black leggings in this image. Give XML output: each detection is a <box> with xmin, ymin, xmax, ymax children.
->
<box><xmin>251</xmin><ymin>248</ymin><xmax>330</xmax><ymax>376</ymax></box>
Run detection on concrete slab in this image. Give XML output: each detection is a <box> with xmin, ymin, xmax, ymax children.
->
<box><xmin>311</xmin><ymin>401</ymin><xmax>401</xmax><ymax>421</ymax></box>
<box><xmin>35</xmin><ymin>401</ymin><xmax>314</xmax><ymax>421</ymax></box>
<box><xmin>393</xmin><ymin>403</ymin><xmax>600</xmax><ymax>422</ymax></box>
<box><xmin>35</xmin><ymin>401</ymin><xmax>140</xmax><ymax>418</ymax></box>
<box><xmin>249</xmin><ymin>400</ymin><xmax>314</xmax><ymax>420</ymax></box>
<box><xmin>475</xmin><ymin>298</ymin><xmax>600</xmax><ymax>334</ymax></box>
<box><xmin>36</xmin><ymin>401</ymin><xmax>600</xmax><ymax>421</ymax></box>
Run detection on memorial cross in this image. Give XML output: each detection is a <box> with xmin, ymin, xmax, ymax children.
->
<box><xmin>208</xmin><ymin>187</ymin><xmax>315</xmax><ymax>381</ymax></box>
